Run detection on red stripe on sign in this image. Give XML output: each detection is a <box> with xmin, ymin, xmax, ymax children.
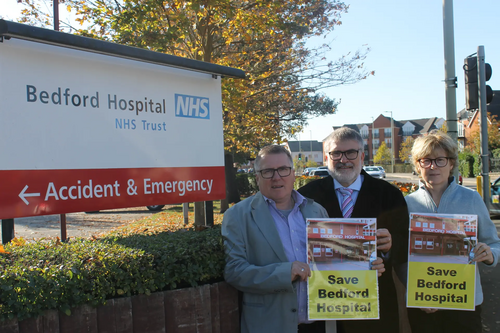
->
<box><xmin>0</xmin><ymin>167</ymin><xmax>225</xmax><ymax>219</ymax></box>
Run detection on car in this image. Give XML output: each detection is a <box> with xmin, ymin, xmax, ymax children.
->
<box><xmin>302</xmin><ymin>167</ymin><xmax>317</xmax><ymax>176</ymax></box>
<box><xmin>372</xmin><ymin>166</ymin><xmax>386</xmax><ymax>178</ymax></box>
<box><xmin>363</xmin><ymin>166</ymin><xmax>385</xmax><ymax>179</ymax></box>
<box><xmin>458</xmin><ymin>172</ymin><xmax>463</xmax><ymax>185</ymax></box>
<box><xmin>490</xmin><ymin>176</ymin><xmax>500</xmax><ymax>215</ymax></box>
<box><xmin>309</xmin><ymin>169</ymin><xmax>329</xmax><ymax>177</ymax></box>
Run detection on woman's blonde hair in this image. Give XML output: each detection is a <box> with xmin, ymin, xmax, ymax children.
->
<box><xmin>411</xmin><ymin>130</ymin><xmax>458</xmax><ymax>176</ymax></box>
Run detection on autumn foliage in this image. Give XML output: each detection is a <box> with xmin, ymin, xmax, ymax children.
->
<box><xmin>16</xmin><ymin>0</ymin><xmax>373</xmax><ymax>157</ymax></box>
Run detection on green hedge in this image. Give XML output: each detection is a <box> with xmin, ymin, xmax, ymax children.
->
<box><xmin>235</xmin><ymin>173</ymin><xmax>258</xmax><ymax>196</ymax></box>
<box><xmin>0</xmin><ymin>226</ymin><xmax>225</xmax><ymax>321</ymax></box>
<box><xmin>459</xmin><ymin>150</ymin><xmax>481</xmax><ymax>177</ymax></box>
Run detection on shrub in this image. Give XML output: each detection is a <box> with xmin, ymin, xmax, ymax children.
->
<box><xmin>235</xmin><ymin>173</ymin><xmax>258</xmax><ymax>196</ymax></box>
<box><xmin>0</xmin><ymin>226</ymin><xmax>225</xmax><ymax>321</ymax></box>
<box><xmin>459</xmin><ymin>150</ymin><xmax>477</xmax><ymax>177</ymax></box>
<box><xmin>293</xmin><ymin>175</ymin><xmax>323</xmax><ymax>190</ymax></box>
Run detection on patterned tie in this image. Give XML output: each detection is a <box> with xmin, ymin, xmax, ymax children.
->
<box><xmin>337</xmin><ymin>188</ymin><xmax>354</xmax><ymax>218</ymax></box>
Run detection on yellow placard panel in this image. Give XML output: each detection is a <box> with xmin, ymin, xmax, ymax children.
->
<box><xmin>407</xmin><ymin>261</ymin><xmax>476</xmax><ymax>310</ymax></box>
<box><xmin>308</xmin><ymin>270</ymin><xmax>379</xmax><ymax>320</ymax></box>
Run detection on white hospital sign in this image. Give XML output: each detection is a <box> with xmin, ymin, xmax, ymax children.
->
<box><xmin>0</xmin><ymin>20</ymin><xmax>245</xmax><ymax>219</ymax></box>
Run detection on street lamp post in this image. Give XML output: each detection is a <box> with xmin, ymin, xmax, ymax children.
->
<box><xmin>384</xmin><ymin>111</ymin><xmax>395</xmax><ymax>173</ymax></box>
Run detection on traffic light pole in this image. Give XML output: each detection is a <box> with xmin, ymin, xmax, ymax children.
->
<box><xmin>478</xmin><ymin>46</ymin><xmax>490</xmax><ymax>209</ymax></box>
<box><xmin>442</xmin><ymin>0</ymin><xmax>459</xmax><ymax>181</ymax></box>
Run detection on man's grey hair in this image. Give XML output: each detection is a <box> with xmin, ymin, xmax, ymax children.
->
<box><xmin>324</xmin><ymin>127</ymin><xmax>364</xmax><ymax>153</ymax></box>
<box><xmin>254</xmin><ymin>145</ymin><xmax>293</xmax><ymax>171</ymax></box>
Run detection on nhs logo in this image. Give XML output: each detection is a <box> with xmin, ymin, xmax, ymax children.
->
<box><xmin>175</xmin><ymin>94</ymin><xmax>210</xmax><ymax>119</ymax></box>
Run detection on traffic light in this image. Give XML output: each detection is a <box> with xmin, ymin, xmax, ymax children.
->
<box><xmin>464</xmin><ymin>56</ymin><xmax>493</xmax><ymax>110</ymax></box>
<box><xmin>484</xmin><ymin>63</ymin><xmax>493</xmax><ymax>104</ymax></box>
<box><xmin>464</xmin><ymin>56</ymin><xmax>478</xmax><ymax>110</ymax></box>
<box><xmin>298</xmin><ymin>153</ymin><xmax>302</xmax><ymax>160</ymax></box>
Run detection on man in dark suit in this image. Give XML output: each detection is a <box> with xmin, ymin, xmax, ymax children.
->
<box><xmin>298</xmin><ymin>127</ymin><xmax>409</xmax><ymax>333</ymax></box>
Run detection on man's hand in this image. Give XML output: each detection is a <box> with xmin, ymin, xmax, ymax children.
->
<box><xmin>377</xmin><ymin>228</ymin><xmax>392</xmax><ymax>253</ymax></box>
<box><xmin>370</xmin><ymin>257</ymin><xmax>385</xmax><ymax>277</ymax></box>
<box><xmin>291</xmin><ymin>261</ymin><xmax>310</xmax><ymax>282</ymax></box>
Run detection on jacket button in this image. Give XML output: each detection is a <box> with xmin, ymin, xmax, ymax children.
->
<box><xmin>292</xmin><ymin>309</ymin><xmax>297</xmax><ymax>312</ymax></box>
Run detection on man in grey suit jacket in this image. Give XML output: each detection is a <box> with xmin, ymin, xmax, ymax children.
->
<box><xmin>222</xmin><ymin>145</ymin><xmax>384</xmax><ymax>333</ymax></box>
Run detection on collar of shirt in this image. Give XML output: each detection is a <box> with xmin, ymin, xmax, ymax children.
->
<box><xmin>333</xmin><ymin>174</ymin><xmax>364</xmax><ymax>208</ymax></box>
<box><xmin>333</xmin><ymin>174</ymin><xmax>364</xmax><ymax>191</ymax></box>
<box><xmin>262</xmin><ymin>190</ymin><xmax>308</xmax><ymax>209</ymax></box>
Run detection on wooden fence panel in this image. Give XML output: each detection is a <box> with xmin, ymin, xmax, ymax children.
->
<box><xmin>59</xmin><ymin>304</ymin><xmax>98</xmax><ymax>333</ymax></box>
<box><xmin>216</xmin><ymin>282</ymin><xmax>239</xmax><ymax>333</ymax></box>
<box><xmin>0</xmin><ymin>282</ymin><xmax>239</xmax><ymax>333</ymax></box>
<box><xmin>97</xmin><ymin>297</ymin><xmax>133</xmax><ymax>333</ymax></box>
<box><xmin>191</xmin><ymin>284</ymin><xmax>212</xmax><ymax>333</ymax></box>
<box><xmin>18</xmin><ymin>310</ymin><xmax>59</xmax><ymax>333</ymax></box>
<box><xmin>0</xmin><ymin>318</ymin><xmax>19</xmax><ymax>333</ymax></box>
<box><xmin>209</xmin><ymin>284</ymin><xmax>221</xmax><ymax>333</ymax></box>
<box><xmin>131</xmin><ymin>292</ymin><xmax>165</xmax><ymax>333</ymax></box>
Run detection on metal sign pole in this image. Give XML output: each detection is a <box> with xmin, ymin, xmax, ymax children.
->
<box><xmin>477</xmin><ymin>46</ymin><xmax>490</xmax><ymax>209</ymax></box>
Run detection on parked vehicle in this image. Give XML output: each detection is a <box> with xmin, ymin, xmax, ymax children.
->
<box><xmin>309</xmin><ymin>169</ymin><xmax>329</xmax><ymax>177</ymax></box>
<box><xmin>490</xmin><ymin>176</ymin><xmax>500</xmax><ymax>215</ymax></box>
<box><xmin>363</xmin><ymin>166</ymin><xmax>384</xmax><ymax>179</ymax></box>
<box><xmin>147</xmin><ymin>205</ymin><xmax>165</xmax><ymax>211</ymax></box>
<box><xmin>372</xmin><ymin>166</ymin><xmax>386</xmax><ymax>178</ymax></box>
<box><xmin>303</xmin><ymin>167</ymin><xmax>317</xmax><ymax>176</ymax></box>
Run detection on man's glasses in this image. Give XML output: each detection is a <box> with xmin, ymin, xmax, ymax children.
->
<box><xmin>257</xmin><ymin>167</ymin><xmax>292</xmax><ymax>179</ymax></box>
<box><xmin>418</xmin><ymin>157</ymin><xmax>450</xmax><ymax>168</ymax></box>
<box><xmin>328</xmin><ymin>149</ymin><xmax>360</xmax><ymax>161</ymax></box>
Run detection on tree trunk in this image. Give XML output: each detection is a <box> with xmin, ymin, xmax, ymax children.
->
<box><xmin>225</xmin><ymin>153</ymin><xmax>240</xmax><ymax>204</ymax></box>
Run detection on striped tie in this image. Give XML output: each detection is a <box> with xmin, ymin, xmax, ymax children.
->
<box><xmin>338</xmin><ymin>188</ymin><xmax>354</xmax><ymax>218</ymax></box>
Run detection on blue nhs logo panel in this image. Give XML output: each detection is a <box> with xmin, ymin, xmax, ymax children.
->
<box><xmin>175</xmin><ymin>94</ymin><xmax>210</xmax><ymax>119</ymax></box>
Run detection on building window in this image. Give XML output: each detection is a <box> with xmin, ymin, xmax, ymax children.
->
<box><xmin>320</xmin><ymin>228</ymin><xmax>326</xmax><ymax>234</ymax></box>
<box><xmin>384</xmin><ymin>128</ymin><xmax>392</xmax><ymax>137</ymax></box>
<box><xmin>415</xmin><ymin>238</ymin><xmax>423</xmax><ymax>249</ymax></box>
<box><xmin>313</xmin><ymin>228</ymin><xmax>319</xmax><ymax>234</ymax></box>
<box><xmin>426</xmin><ymin>238</ymin><xmax>434</xmax><ymax>250</ymax></box>
<box><xmin>423</xmin><ymin>222</ymin><xmax>428</xmax><ymax>228</ymax></box>
<box><xmin>328</xmin><ymin>229</ymin><xmax>332</xmax><ymax>234</ymax></box>
<box><xmin>430</xmin><ymin>223</ymin><xmax>435</xmax><ymax>228</ymax></box>
<box><xmin>385</xmin><ymin>138</ymin><xmax>392</xmax><ymax>148</ymax></box>
<box><xmin>325</xmin><ymin>247</ymin><xmax>333</xmax><ymax>257</ymax></box>
<box><xmin>416</xmin><ymin>222</ymin><xmax>421</xmax><ymax>227</ymax></box>
<box><xmin>313</xmin><ymin>244</ymin><xmax>321</xmax><ymax>257</ymax></box>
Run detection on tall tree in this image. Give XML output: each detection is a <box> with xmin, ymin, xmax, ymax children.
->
<box><xmin>374</xmin><ymin>142</ymin><xmax>391</xmax><ymax>165</ymax></box>
<box><xmin>399</xmin><ymin>136</ymin><xmax>415</xmax><ymax>163</ymax></box>
<box><xmin>17</xmin><ymin>0</ymin><xmax>373</xmax><ymax>156</ymax></box>
<box><xmin>467</xmin><ymin>113</ymin><xmax>500</xmax><ymax>154</ymax></box>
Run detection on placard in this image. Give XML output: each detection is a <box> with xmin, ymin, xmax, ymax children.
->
<box><xmin>406</xmin><ymin>213</ymin><xmax>477</xmax><ymax>310</ymax></box>
<box><xmin>307</xmin><ymin>218</ymin><xmax>379</xmax><ymax>320</ymax></box>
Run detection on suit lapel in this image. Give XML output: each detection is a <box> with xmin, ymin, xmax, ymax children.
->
<box><xmin>320</xmin><ymin>177</ymin><xmax>343</xmax><ymax>218</ymax></box>
<box><xmin>250</xmin><ymin>193</ymin><xmax>289</xmax><ymax>262</ymax></box>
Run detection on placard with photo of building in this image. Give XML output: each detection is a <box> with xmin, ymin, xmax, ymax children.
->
<box><xmin>406</xmin><ymin>213</ymin><xmax>477</xmax><ymax>310</ymax></box>
<box><xmin>306</xmin><ymin>218</ymin><xmax>379</xmax><ymax>320</ymax></box>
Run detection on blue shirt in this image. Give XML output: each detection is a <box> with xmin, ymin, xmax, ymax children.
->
<box><xmin>263</xmin><ymin>190</ymin><xmax>310</xmax><ymax>323</ymax></box>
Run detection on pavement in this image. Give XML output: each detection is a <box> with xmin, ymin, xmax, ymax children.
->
<box><xmin>1</xmin><ymin>206</ymin><xmax>162</xmax><ymax>241</ymax></box>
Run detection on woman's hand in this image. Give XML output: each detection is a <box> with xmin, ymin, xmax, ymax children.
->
<box><xmin>473</xmin><ymin>242</ymin><xmax>494</xmax><ymax>265</ymax></box>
